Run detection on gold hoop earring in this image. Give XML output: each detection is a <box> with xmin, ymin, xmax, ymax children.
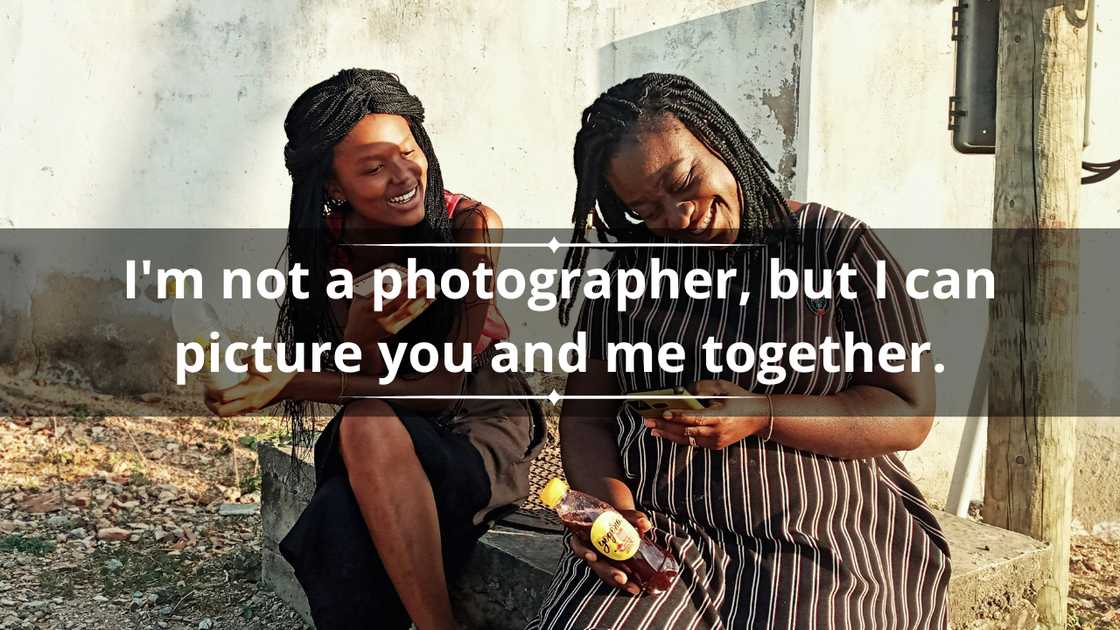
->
<box><xmin>323</xmin><ymin>197</ymin><xmax>345</xmax><ymax>217</ymax></box>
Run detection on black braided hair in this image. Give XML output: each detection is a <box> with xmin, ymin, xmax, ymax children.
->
<box><xmin>558</xmin><ymin>72</ymin><xmax>797</xmax><ymax>325</ymax></box>
<box><xmin>278</xmin><ymin>68</ymin><xmax>458</xmax><ymax>442</ymax></box>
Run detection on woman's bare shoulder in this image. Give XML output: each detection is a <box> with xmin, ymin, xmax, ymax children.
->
<box><xmin>451</xmin><ymin>197</ymin><xmax>503</xmax><ymax>242</ymax></box>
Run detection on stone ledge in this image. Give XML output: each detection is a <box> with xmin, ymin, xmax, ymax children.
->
<box><xmin>938</xmin><ymin>512</ymin><xmax>1050</xmax><ymax>628</ymax></box>
<box><xmin>259</xmin><ymin>442</ymin><xmax>1050</xmax><ymax>629</ymax></box>
<box><xmin>451</xmin><ymin>526</ymin><xmax>563</xmax><ymax>630</ymax></box>
<box><xmin>261</xmin><ymin>544</ymin><xmax>312</xmax><ymax>624</ymax></box>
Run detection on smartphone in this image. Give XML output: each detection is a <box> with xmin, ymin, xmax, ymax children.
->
<box><xmin>353</xmin><ymin>263</ymin><xmax>441</xmax><ymax>299</ymax></box>
<box><xmin>628</xmin><ymin>386</ymin><xmax>707</xmax><ymax>419</ymax></box>
<box><xmin>354</xmin><ymin>263</ymin><xmax>402</xmax><ymax>298</ymax></box>
<box><xmin>352</xmin><ymin>263</ymin><xmax>438</xmax><ymax>334</ymax></box>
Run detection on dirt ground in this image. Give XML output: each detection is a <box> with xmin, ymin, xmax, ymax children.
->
<box><xmin>1069</xmin><ymin>535</ymin><xmax>1120</xmax><ymax>629</ymax></box>
<box><xmin>0</xmin><ymin>374</ymin><xmax>305</xmax><ymax>630</ymax></box>
<box><xmin>1</xmin><ymin>372</ymin><xmax>1117</xmax><ymax>629</ymax></box>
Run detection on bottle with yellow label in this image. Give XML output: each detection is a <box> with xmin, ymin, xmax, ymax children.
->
<box><xmin>539</xmin><ymin>478</ymin><xmax>678</xmax><ymax>594</ymax></box>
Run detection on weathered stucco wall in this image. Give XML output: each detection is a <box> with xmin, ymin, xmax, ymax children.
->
<box><xmin>804</xmin><ymin>0</ymin><xmax>1120</xmax><ymax>528</ymax></box>
<box><xmin>1</xmin><ymin>1</ymin><xmax>1117</xmax><ymax>526</ymax></box>
<box><xmin>0</xmin><ymin>0</ymin><xmax>809</xmax><ymax>391</ymax></box>
<box><xmin>599</xmin><ymin>1</ymin><xmax>810</xmax><ymax>197</ymax></box>
<box><xmin>0</xmin><ymin>0</ymin><xmax>805</xmax><ymax>232</ymax></box>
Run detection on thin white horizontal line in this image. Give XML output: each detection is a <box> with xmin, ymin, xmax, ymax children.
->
<box><xmin>341</xmin><ymin>242</ymin><xmax>763</xmax><ymax>248</ymax></box>
<box><xmin>341</xmin><ymin>394</ymin><xmax>763</xmax><ymax>401</ymax></box>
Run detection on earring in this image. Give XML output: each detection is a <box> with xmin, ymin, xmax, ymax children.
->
<box><xmin>323</xmin><ymin>197</ymin><xmax>345</xmax><ymax>217</ymax></box>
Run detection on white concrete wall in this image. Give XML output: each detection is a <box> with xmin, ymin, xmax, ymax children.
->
<box><xmin>0</xmin><ymin>0</ymin><xmax>804</xmax><ymax>231</ymax></box>
<box><xmin>0</xmin><ymin>0</ymin><xmax>809</xmax><ymax>379</ymax></box>
<box><xmin>803</xmin><ymin>0</ymin><xmax>1120</xmax><ymax>226</ymax></box>
<box><xmin>600</xmin><ymin>0</ymin><xmax>809</xmax><ymax>196</ymax></box>
<box><xmin>804</xmin><ymin>0</ymin><xmax>1120</xmax><ymax>524</ymax></box>
<box><xmin>2</xmin><ymin>0</ymin><xmax>1118</xmax><ymax>523</ymax></box>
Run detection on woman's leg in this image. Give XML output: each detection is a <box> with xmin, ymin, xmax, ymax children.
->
<box><xmin>282</xmin><ymin>474</ymin><xmax>412</xmax><ymax>630</ymax></box>
<box><xmin>339</xmin><ymin>399</ymin><xmax>457</xmax><ymax>630</ymax></box>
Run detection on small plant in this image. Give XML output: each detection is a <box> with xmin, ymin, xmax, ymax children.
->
<box><xmin>0</xmin><ymin>534</ymin><xmax>56</xmax><ymax>556</ymax></box>
<box><xmin>68</xmin><ymin>403</ymin><xmax>105</xmax><ymax>422</ymax></box>
<box><xmin>106</xmin><ymin>451</ymin><xmax>145</xmax><ymax>476</ymax></box>
<box><xmin>48</xmin><ymin>449</ymin><xmax>76</xmax><ymax>466</ymax></box>
<box><xmin>221</xmin><ymin>547</ymin><xmax>261</xmax><ymax>583</ymax></box>
<box><xmin>38</xmin><ymin>568</ymin><xmax>75</xmax><ymax>597</ymax></box>
<box><xmin>237</xmin><ymin>428</ymin><xmax>288</xmax><ymax>451</ymax></box>
<box><xmin>92</xmin><ymin>546</ymin><xmax>189</xmax><ymax>597</ymax></box>
<box><xmin>240</xmin><ymin>472</ymin><xmax>261</xmax><ymax>495</ymax></box>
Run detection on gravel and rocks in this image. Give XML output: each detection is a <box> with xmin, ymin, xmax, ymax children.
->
<box><xmin>0</xmin><ymin>373</ymin><xmax>306</xmax><ymax>629</ymax></box>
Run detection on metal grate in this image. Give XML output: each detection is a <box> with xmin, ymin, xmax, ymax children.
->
<box><xmin>514</xmin><ymin>418</ymin><xmax>566</xmax><ymax>530</ymax></box>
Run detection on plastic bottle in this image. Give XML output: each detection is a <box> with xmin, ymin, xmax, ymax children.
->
<box><xmin>168</xmin><ymin>278</ymin><xmax>245</xmax><ymax>390</ymax></box>
<box><xmin>539</xmin><ymin>478</ymin><xmax>678</xmax><ymax>594</ymax></box>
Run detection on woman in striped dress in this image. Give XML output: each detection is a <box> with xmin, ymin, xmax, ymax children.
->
<box><xmin>528</xmin><ymin>73</ymin><xmax>950</xmax><ymax>629</ymax></box>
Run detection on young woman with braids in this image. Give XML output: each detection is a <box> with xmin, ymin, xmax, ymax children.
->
<box><xmin>529</xmin><ymin>73</ymin><xmax>950</xmax><ymax>629</ymax></box>
<box><xmin>203</xmin><ymin>69</ymin><xmax>544</xmax><ymax>630</ymax></box>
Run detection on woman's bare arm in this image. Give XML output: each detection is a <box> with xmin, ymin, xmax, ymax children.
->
<box><xmin>767</xmin><ymin>356</ymin><xmax>936</xmax><ymax>459</ymax></box>
<box><xmin>321</xmin><ymin>201</ymin><xmax>503</xmax><ymax>411</ymax></box>
<box><xmin>559</xmin><ymin>360</ymin><xmax>638</xmax><ymax>509</ymax></box>
<box><xmin>211</xmin><ymin>202</ymin><xmax>506</xmax><ymax>417</ymax></box>
<box><xmin>655</xmin><ymin>354</ymin><xmax>937</xmax><ymax>459</ymax></box>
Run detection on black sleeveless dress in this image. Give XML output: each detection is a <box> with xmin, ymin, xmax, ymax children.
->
<box><xmin>280</xmin><ymin>189</ymin><xmax>546</xmax><ymax>629</ymax></box>
<box><xmin>280</xmin><ymin>361</ymin><xmax>545</xmax><ymax>630</ymax></box>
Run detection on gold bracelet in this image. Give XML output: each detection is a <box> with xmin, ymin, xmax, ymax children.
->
<box><xmin>762</xmin><ymin>393</ymin><xmax>775</xmax><ymax>442</ymax></box>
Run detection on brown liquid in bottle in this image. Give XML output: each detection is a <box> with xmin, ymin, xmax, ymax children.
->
<box><xmin>552</xmin><ymin>501</ymin><xmax>678</xmax><ymax>594</ymax></box>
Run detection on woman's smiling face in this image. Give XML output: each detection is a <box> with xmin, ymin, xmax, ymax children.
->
<box><xmin>606</xmin><ymin>114</ymin><xmax>741</xmax><ymax>246</ymax></box>
<box><xmin>327</xmin><ymin>113</ymin><xmax>428</xmax><ymax>228</ymax></box>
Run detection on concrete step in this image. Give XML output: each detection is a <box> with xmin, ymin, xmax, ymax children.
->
<box><xmin>258</xmin><ymin>441</ymin><xmax>1050</xmax><ymax>629</ymax></box>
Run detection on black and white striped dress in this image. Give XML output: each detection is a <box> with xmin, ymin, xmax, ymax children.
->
<box><xmin>528</xmin><ymin>204</ymin><xmax>950</xmax><ymax>630</ymax></box>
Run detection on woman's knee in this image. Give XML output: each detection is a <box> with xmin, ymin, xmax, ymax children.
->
<box><xmin>338</xmin><ymin>399</ymin><xmax>416</xmax><ymax>470</ymax></box>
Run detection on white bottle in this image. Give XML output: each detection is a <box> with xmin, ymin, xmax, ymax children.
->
<box><xmin>168</xmin><ymin>278</ymin><xmax>245</xmax><ymax>389</ymax></box>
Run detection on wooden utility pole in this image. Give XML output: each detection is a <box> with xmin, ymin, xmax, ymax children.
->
<box><xmin>985</xmin><ymin>1</ymin><xmax>1089</xmax><ymax>627</ymax></box>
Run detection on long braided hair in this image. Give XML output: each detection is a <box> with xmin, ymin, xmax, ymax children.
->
<box><xmin>278</xmin><ymin>68</ymin><xmax>458</xmax><ymax>440</ymax></box>
<box><xmin>558</xmin><ymin>73</ymin><xmax>797</xmax><ymax>325</ymax></box>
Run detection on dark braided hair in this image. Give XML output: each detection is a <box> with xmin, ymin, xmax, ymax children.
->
<box><xmin>278</xmin><ymin>68</ymin><xmax>458</xmax><ymax>440</ymax></box>
<box><xmin>558</xmin><ymin>72</ymin><xmax>797</xmax><ymax>325</ymax></box>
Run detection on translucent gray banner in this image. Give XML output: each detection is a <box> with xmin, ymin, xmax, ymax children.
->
<box><xmin>0</xmin><ymin>229</ymin><xmax>1115</xmax><ymax>418</ymax></box>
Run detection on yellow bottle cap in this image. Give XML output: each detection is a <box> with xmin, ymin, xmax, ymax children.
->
<box><xmin>166</xmin><ymin>277</ymin><xmax>195</xmax><ymax>297</ymax></box>
<box><xmin>538</xmin><ymin>478</ymin><xmax>569</xmax><ymax>509</ymax></box>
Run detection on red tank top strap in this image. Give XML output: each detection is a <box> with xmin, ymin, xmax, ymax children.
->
<box><xmin>443</xmin><ymin>190</ymin><xmax>463</xmax><ymax>217</ymax></box>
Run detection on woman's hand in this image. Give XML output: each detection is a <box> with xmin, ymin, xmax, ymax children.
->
<box><xmin>569</xmin><ymin>508</ymin><xmax>652</xmax><ymax>596</ymax></box>
<box><xmin>643</xmin><ymin>379</ymin><xmax>769</xmax><ymax>450</ymax></box>
<box><xmin>205</xmin><ymin>362</ymin><xmax>296</xmax><ymax>417</ymax></box>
